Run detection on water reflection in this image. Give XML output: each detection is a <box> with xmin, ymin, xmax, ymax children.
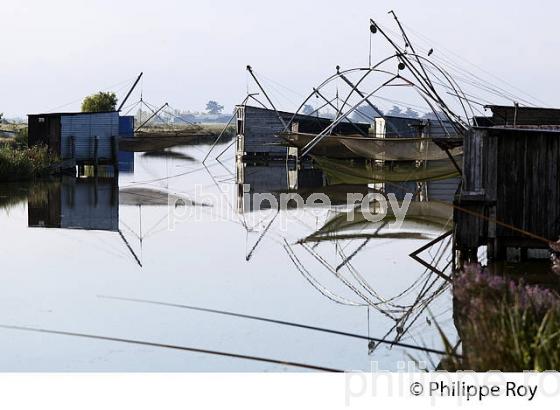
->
<box><xmin>0</xmin><ymin>146</ymin><xmax>461</xmax><ymax>371</ymax></box>
<box><xmin>234</xmin><ymin>157</ymin><xmax>459</xmax><ymax>357</ymax></box>
<box><xmin>237</xmin><ymin>160</ymin><xmax>371</xmax><ymax>212</ymax></box>
<box><xmin>236</xmin><ymin>158</ymin><xmax>459</xmax><ymax>212</ymax></box>
<box><xmin>118</xmin><ymin>150</ymin><xmax>135</xmax><ymax>173</ymax></box>
<box><xmin>28</xmin><ymin>176</ymin><xmax>119</xmax><ymax>232</ymax></box>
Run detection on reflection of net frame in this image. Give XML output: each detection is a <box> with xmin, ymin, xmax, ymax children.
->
<box><xmin>313</xmin><ymin>155</ymin><xmax>462</xmax><ymax>184</ymax></box>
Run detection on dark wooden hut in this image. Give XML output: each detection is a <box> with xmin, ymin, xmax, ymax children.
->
<box><xmin>455</xmin><ymin>106</ymin><xmax>560</xmax><ymax>260</ymax></box>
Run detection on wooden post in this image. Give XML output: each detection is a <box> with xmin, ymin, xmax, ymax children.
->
<box><xmin>94</xmin><ymin>136</ymin><xmax>99</xmax><ymax>176</ymax></box>
<box><xmin>94</xmin><ymin>175</ymin><xmax>99</xmax><ymax>207</ymax></box>
<box><xmin>70</xmin><ymin>135</ymin><xmax>76</xmax><ymax>160</ymax></box>
<box><xmin>111</xmin><ymin>135</ymin><xmax>119</xmax><ymax>174</ymax></box>
<box><xmin>111</xmin><ymin>135</ymin><xmax>118</xmax><ymax>163</ymax></box>
<box><xmin>111</xmin><ymin>175</ymin><xmax>119</xmax><ymax>207</ymax></box>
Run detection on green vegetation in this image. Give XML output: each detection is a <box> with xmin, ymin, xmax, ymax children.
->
<box><xmin>444</xmin><ymin>265</ymin><xmax>560</xmax><ymax>371</ymax></box>
<box><xmin>81</xmin><ymin>91</ymin><xmax>118</xmax><ymax>112</ymax></box>
<box><xmin>0</xmin><ymin>144</ymin><xmax>57</xmax><ymax>182</ymax></box>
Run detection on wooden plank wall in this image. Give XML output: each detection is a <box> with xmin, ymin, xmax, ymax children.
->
<box><xmin>239</xmin><ymin>106</ymin><xmax>290</xmax><ymax>155</ymax></box>
<box><xmin>462</xmin><ymin>128</ymin><xmax>486</xmax><ymax>194</ymax></box>
<box><xmin>454</xmin><ymin>128</ymin><xmax>488</xmax><ymax>251</ymax></box>
<box><xmin>237</xmin><ymin>105</ymin><xmax>369</xmax><ymax>156</ymax></box>
<box><xmin>456</xmin><ymin>126</ymin><xmax>560</xmax><ymax>257</ymax></box>
<box><xmin>494</xmin><ymin>129</ymin><xmax>560</xmax><ymax>242</ymax></box>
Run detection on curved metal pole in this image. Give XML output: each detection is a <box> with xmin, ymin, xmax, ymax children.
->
<box><xmin>317</xmin><ymin>91</ymin><xmax>377</xmax><ymax>124</ymax></box>
<box><xmin>312</xmin><ymin>87</ymin><xmax>369</xmax><ymax>137</ymax></box>
<box><xmin>335</xmin><ymin>68</ymin><xmax>458</xmax><ymax>139</ymax></box>
<box><xmin>334</xmin><ymin>54</ymin><xmax>469</xmax><ymax>134</ymax></box>
<box><xmin>332</xmin><ymin>65</ymin><xmax>417</xmax><ymax>133</ymax></box>
<box><xmin>284</xmin><ymin>57</ymin><xmax>397</xmax><ymax>132</ymax></box>
<box><xmin>333</xmin><ymin>60</ymin><xmax>403</xmax><ymax>120</ymax></box>
<box><xmin>300</xmin><ymin>75</ymin><xmax>399</xmax><ymax>157</ymax></box>
<box><xmin>423</xmin><ymin>62</ymin><xmax>474</xmax><ymax>122</ymax></box>
<box><xmin>292</xmin><ymin>53</ymin><xmax>471</xmax><ymax>157</ymax></box>
<box><xmin>407</xmin><ymin>53</ymin><xmax>472</xmax><ymax>128</ymax></box>
<box><xmin>298</xmin><ymin>65</ymin><xmax>449</xmax><ymax>154</ymax></box>
<box><xmin>282</xmin><ymin>67</ymin><xmax>372</xmax><ymax>132</ymax></box>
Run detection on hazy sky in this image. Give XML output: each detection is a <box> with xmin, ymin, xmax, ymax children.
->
<box><xmin>1</xmin><ymin>0</ymin><xmax>558</xmax><ymax>117</ymax></box>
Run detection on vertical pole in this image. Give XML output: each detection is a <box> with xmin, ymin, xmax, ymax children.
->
<box><xmin>94</xmin><ymin>136</ymin><xmax>99</xmax><ymax>176</ymax></box>
<box><xmin>111</xmin><ymin>135</ymin><xmax>119</xmax><ymax>172</ymax></box>
<box><xmin>70</xmin><ymin>135</ymin><xmax>76</xmax><ymax>161</ymax></box>
<box><xmin>94</xmin><ymin>174</ymin><xmax>99</xmax><ymax>207</ymax></box>
<box><xmin>111</xmin><ymin>174</ymin><xmax>119</xmax><ymax>207</ymax></box>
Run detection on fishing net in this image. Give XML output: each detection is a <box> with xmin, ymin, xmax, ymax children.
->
<box><xmin>280</xmin><ymin>132</ymin><xmax>463</xmax><ymax>161</ymax></box>
<box><xmin>312</xmin><ymin>156</ymin><xmax>461</xmax><ymax>184</ymax></box>
<box><xmin>340</xmin><ymin>137</ymin><xmax>463</xmax><ymax>161</ymax></box>
<box><xmin>301</xmin><ymin>201</ymin><xmax>454</xmax><ymax>243</ymax></box>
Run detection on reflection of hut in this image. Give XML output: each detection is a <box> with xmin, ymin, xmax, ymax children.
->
<box><xmin>235</xmin><ymin>161</ymin><xmax>376</xmax><ymax>213</ymax></box>
<box><xmin>236</xmin><ymin>162</ymin><xmax>328</xmax><ymax>212</ymax></box>
<box><xmin>28</xmin><ymin>176</ymin><xmax>118</xmax><ymax>231</ymax></box>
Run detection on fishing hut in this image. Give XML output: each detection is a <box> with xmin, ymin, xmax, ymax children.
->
<box><xmin>27</xmin><ymin>111</ymin><xmax>127</xmax><ymax>170</ymax></box>
<box><xmin>235</xmin><ymin>105</ymin><xmax>368</xmax><ymax>159</ymax></box>
<box><xmin>455</xmin><ymin>105</ymin><xmax>560</xmax><ymax>261</ymax></box>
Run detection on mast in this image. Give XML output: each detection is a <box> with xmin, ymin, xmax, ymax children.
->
<box><xmin>118</xmin><ymin>72</ymin><xmax>143</xmax><ymax>112</ymax></box>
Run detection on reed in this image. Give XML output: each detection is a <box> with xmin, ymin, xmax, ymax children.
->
<box><xmin>0</xmin><ymin>144</ymin><xmax>56</xmax><ymax>181</ymax></box>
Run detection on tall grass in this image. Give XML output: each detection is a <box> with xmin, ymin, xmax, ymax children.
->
<box><xmin>0</xmin><ymin>144</ymin><xmax>56</xmax><ymax>182</ymax></box>
<box><xmin>448</xmin><ymin>264</ymin><xmax>560</xmax><ymax>371</ymax></box>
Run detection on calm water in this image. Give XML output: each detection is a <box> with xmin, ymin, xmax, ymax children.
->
<box><xmin>0</xmin><ymin>144</ymin><xmax>457</xmax><ymax>371</ymax></box>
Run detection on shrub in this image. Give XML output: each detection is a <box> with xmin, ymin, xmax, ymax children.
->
<box><xmin>0</xmin><ymin>145</ymin><xmax>56</xmax><ymax>181</ymax></box>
